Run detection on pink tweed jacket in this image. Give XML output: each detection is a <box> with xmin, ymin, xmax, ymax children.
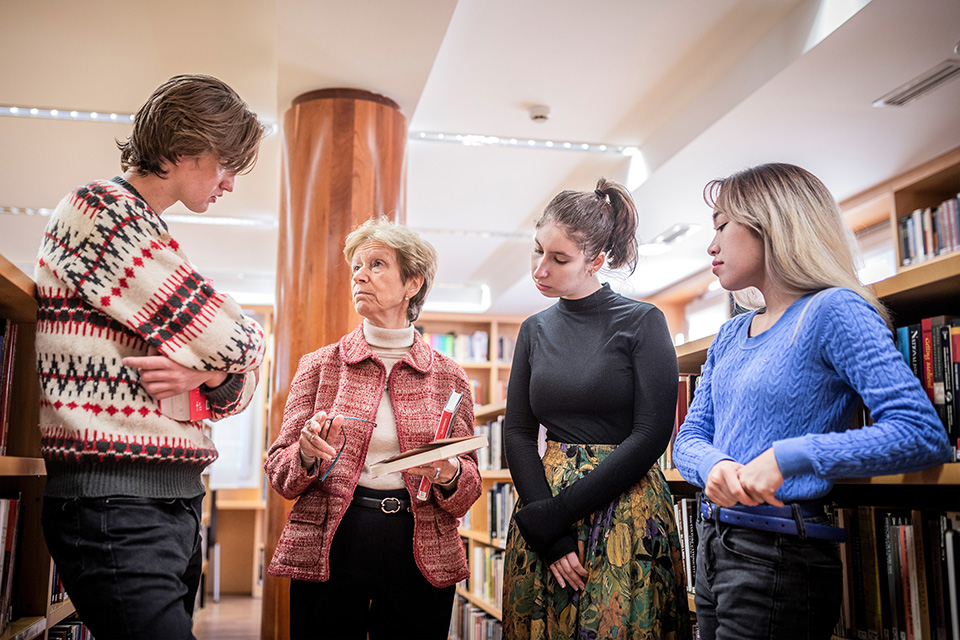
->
<box><xmin>265</xmin><ymin>324</ymin><xmax>481</xmax><ymax>587</ymax></box>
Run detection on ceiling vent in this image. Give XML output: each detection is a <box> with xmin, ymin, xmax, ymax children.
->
<box><xmin>873</xmin><ymin>60</ymin><xmax>960</xmax><ymax>107</ymax></box>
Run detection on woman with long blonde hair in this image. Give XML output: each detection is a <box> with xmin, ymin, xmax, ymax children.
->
<box><xmin>673</xmin><ymin>163</ymin><xmax>950</xmax><ymax>640</ymax></box>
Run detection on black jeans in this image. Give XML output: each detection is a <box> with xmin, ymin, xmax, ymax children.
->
<box><xmin>290</xmin><ymin>487</ymin><xmax>455</xmax><ymax>640</ymax></box>
<box><xmin>42</xmin><ymin>495</ymin><xmax>204</xmax><ymax>640</ymax></box>
<box><xmin>694</xmin><ymin>510</ymin><xmax>843</xmax><ymax>640</ymax></box>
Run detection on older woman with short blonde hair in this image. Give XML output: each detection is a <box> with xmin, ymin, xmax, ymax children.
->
<box><xmin>265</xmin><ymin>218</ymin><xmax>481</xmax><ymax>640</ymax></box>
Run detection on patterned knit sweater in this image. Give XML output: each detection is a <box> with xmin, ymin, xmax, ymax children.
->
<box><xmin>35</xmin><ymin>178</ymin><xmax>265</xmax><ymax>499</ymax></box>
<box><xmin>673</xmin><ymin>288</ymin><xmax>951</xmax><ymax>502</ymax></box>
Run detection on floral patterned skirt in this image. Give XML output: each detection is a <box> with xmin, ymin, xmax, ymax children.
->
<box><xmin>502</xmin><ymin>442</ymin><xmax>691</xmax><ymax>640</ymax></box>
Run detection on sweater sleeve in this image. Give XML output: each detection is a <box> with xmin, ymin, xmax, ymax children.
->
<box><xmin>672</xmin><ymin>321</ymin><xmax>738</xmax><ymax>487</ymax></box>
<box><xmin>41</xmin><ymin>184</ymin><xmax>265</xmax><ymax>377</ymax></box>
<box><xmin>503</xmin><ymin>319</ymin><xmax>553</xmax><ymax>504</ymax></box>
<box><xmin>503</xmin><ymin>319</ymin><xmax>578</xmax><ymax>560</ymax></box>
<box><xmin>264</xmin><ymin>353</ymin><xmax>322</xmax><ymax>499</ymax></box>
<box><xmin>772</xmin><ymin>292</ymin><xmax>951</xmax><ymax>478</ymax></box>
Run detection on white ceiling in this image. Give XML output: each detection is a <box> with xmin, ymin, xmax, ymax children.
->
<box><xmin>2</xmin><ymin>0</ymin><xmax>959</xmax><ymax>317</ymax></box>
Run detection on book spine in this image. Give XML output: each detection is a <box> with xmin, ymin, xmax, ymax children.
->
<box><xmin>859</xmin><ymin>506</ymin><xmax>883</xmax><ymax>640</ymax></box>
<box><xmin>416</xmin><ymin>390</ymin><xmax>463</xmax><ymax>501</ymax></box>
<box><xmin>922</xmin><ymin>318</ymin><xmax>936</xmax><ymax>404</ymax></box>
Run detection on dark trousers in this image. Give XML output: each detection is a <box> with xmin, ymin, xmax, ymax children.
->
<box><xmin>42</xmin><ymin>495</ymin><xmax>204</xmax><ymax>640</ymax></box>
<box><xmin>290</xmin><ymin>487</ymin><xmax>456</xmax><ymax>640</ymax></box>
<box><xmin>694</xmin><ymin>511</ymin><xmax>843</xmax><ymax>640</ymax></box>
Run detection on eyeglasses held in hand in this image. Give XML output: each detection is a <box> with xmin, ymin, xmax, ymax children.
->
<box><xmin>319</xmin><ymin>416</ymin><xmax>377</xmax><ymax>483</ymax></box>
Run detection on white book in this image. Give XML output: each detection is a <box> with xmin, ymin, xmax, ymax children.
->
<box><xmin>368</xmin><ymin>435</ymin><xmax>488</xmax><ymax>478</ymax></box>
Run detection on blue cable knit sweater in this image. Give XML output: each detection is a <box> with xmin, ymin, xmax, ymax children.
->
<box><xmin>673</xmin><ymin>288</ymin><xmax>950</xmax><ymax>502</ymax></box>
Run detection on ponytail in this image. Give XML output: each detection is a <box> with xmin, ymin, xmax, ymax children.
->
<box><xmin>537</xmin><ymin>177</ymin><xmax>640</xmax><ymax>275</ymax></box>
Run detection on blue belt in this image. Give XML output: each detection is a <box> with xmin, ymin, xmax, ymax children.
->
<box><xmin>699</xmin><ymin>499</ymin><xmax>847</xmax><ymax>543</ymax></box>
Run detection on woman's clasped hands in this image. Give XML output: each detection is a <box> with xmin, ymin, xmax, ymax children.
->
<box><xmin>704</xmin><ymin>448</ymin><xmax>785</xmax><ymax>507</ymax></box>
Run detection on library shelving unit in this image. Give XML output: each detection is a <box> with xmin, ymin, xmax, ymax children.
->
<box><xmin>0</xmin><ymin>253</ymin><xmax>75</xmax><ymax>640</ymax></box>
<box><xmin>416</xmin><ymin>313</ymin><xmax>524</xmax><ymax>624</ymax></box>
<box><xmin>417</xmin><ymin>313</ymin><xmax>523</xmax><ymax>407</ymax></box>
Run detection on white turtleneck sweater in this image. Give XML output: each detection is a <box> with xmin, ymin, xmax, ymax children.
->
<box><xmin>359</xmin><ymin>319</ymin><xmax>414</xmax><ymax>489</ymax></box>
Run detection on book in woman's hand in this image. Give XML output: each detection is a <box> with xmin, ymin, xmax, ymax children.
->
<box><xmin>368</xmin><ymin>435</ymin><xmax>488</xmax><ymax>478</ymax></box>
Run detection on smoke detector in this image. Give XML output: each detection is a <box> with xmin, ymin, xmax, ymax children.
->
<box><xmin>528</xmin><ymin>105</ymin><xmax>551</xmax><ymax>122</ymax></box>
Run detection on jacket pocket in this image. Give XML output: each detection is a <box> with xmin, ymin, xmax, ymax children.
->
<box><xmin>274</xmin><ymin>502</ymin><xmax>327</xmax><ymax>569</ymax></box>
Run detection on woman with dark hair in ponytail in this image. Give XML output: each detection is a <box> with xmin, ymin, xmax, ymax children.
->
<box><xmin>502</xmin><ymin>179</ymin><xmax>690</xmax><ymax>640</ymax></box>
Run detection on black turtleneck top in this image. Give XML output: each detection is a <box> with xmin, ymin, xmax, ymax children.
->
<box><xmin>504</xmin><ymin>283</ymin><xmax>679</xmax><ymax>560</ymax></box>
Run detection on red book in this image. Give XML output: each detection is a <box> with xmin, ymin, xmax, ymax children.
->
<box><xmin>158</xmin><ymin>387</ymin><xmax>212</xmax><ymax>421</ymax></box>
<box><xmin>416</xmin><ymin>390</ymin><xmax>464</xmax><ymax>501</ymax></box>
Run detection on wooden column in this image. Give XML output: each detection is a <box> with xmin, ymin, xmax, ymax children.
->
<box><xmin>262</xmin><ymin>89</ymin><xmax>406</xmax><ymax>640</ymax></box>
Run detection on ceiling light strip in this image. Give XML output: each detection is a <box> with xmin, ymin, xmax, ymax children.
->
<box><xmin>0</xmin><ymin>105</ymin><xmax>135</xmax><ymax>122</ymax></box>
<box><xmin>410</xmin><ymin>131</ymin><xmax>637</xmax><ymax>156</ymax></box>
<box><xmin>0</xmin><ymin>105</ymin><xmax>280</xmax><ymax>137</ymax></box>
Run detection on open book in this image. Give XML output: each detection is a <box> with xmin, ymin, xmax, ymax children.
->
<box><xmin>368</xmin><ymin>435</ymin><xmax>488</xmax><ymax>478</ymax></box>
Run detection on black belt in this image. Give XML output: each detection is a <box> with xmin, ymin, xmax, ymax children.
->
<box><xmin>700</xmin><ymin>499</ymin><xmax>847</xmax><ymax>543</ymax></box>
<box><xmin>352</xmin><ymin>495</ymin><xmax>411</xmax><ymax>514</ymax></box>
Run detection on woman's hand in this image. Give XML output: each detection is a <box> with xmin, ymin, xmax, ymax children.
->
<box><xmin>407</xmin><ymin>457</ymin><xmax>460</xmax><ymax>485</ymax></box>
<box><xmin>737</xmin><ymin>448</ymin><xmax>785</xmax><ymax>507</ymax></box>
<box><xmin>704</xmin><ymin>459</ymin><xmax>752</xmax><ymax>507</ymax></box>
<box><xmin>299</xmin><ymin>412</ymin><xmax>342</xmax><ymax>470</ymax></box>
<box><xmin>550</xmin><ymin>551</ymin><xmax>588</xmax><ymax>591</ymax></box>
<box><xmin>123</xmin><ymin>347</ymin><xmax>227</xmax><ymax>400</ymax></box>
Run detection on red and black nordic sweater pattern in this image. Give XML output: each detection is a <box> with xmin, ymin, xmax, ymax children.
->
<box><xmin>35</xmin><ymin>179</ymin><xmax>265</xmax><ymax>498</ymax></box>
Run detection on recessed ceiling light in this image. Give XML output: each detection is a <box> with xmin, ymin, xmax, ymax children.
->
<box><xmin>410</xmin><ymin>131</ymin><xmax>636</xmax><ymax>156</ymax></box>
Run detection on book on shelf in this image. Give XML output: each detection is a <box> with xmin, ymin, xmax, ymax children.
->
<box><xmin>895</xmin><ymin>316</ymin><xmax>960</xmax><ymax>461</ymax></box>
<box><xmin>475</xmin><ymin>416</ymin><xmax>508</xmax><ymax>471</ymax></box>
<box><xmin>450</xmin><ymin>595</ymin><xmax>502</xmax><ymax>640</ymax></box>
<box><xmin>48</xmin><ymin>614</ymin><xmax>93</xmax><ymax>640</ymax></box>
<box><xmin>417</xmin><ymin>329</ymin><xmax>491</xmax><ymax>363</ymax></box>
<box><xmin>673</xmin><ymin>497</ymin><xmax>697</xmax><ymax>595</ymax></box>
<box><xmin>900</xmin><ymin>195</ymin><xmax>960</xmax><ymax>266</ymax></box>
<box><xmin>0</xmin><ymin>321</ymin><xmax>17</xmax><ymax>456</ymax></box>
<box><xmin>368</xmin><ymin>435</ymin><xmax>488</xmax><ymax>479</ymax></box>
<box><xmin>831</xmin><ymin>506</ymin><xmax>960</xmax><ymax>640</ymax></box>
<box><xmin>487</xmin><ymin>482</ymin><xmax>516</xmax><ymax>540</ymax></box>
<box><xmin>0</xmin><ymin>494</ymin><xmax>21</xmax><ymax>636</ymax></box>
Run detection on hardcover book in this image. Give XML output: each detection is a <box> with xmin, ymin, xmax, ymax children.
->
<box><xmin>368</xmin><ymin>435</ymin><xmax>488</xmax><ymax>478</ymax></box>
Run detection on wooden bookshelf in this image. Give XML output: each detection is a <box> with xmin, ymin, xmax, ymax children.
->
<box><xmin>0</xmin><ymin>254</ymin><xmax>59</xmax><ymax>640</ymax></box>
<box><xmin>417</xmin><ymin>313</ymin><xmax>523</xmax><ymax>407</ymax></box>
<box><xmin>455</xmin><ymin>586</ymin><xmax>502</xmax><ymax>620</ymax></box>
<box><xmin>417</xmin><ymin>314</ymin><xmax>525</xmax><ymax>629</ymax></box>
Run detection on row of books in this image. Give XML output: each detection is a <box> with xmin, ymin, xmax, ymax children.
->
<box><xmin>50</xmin><ymin>563</ymin><xmax>68</xmax><ymax>605</ymax></box>
<box><xmin>467</xmin><ymin>379</ymin><xmax>507</xmax><ymax>407</ymax></box>
<box><xmin>486</xmin><ymin>482</ymin><xmax>516</xmax><ymax>542</ymax></box>
<box><xmin>673</xmin><ymin>497</ymin><xmax>698</xmax><ymax>595</ymax></box>
<box><xmin>894</xmin><ymin>315</ymin><xmax>960</xmax><ymax>461</ymax></box>
<box><xmin>449</xmin><ymin>595</ymin><xmax>502</xmax><ymax>640</ymax></box>
<box><xmin>900</xmin><ymin>196</ymin><xmax>960</xmax><ymax>266</ymax></box>
<box><xmin>660</xmin><ymin>373</ymin><xmax>702</xmax><ymax>471</ymax></box>
<box><xmin>0</xmin><ymin>320</ymin><xmax>19</xmax><ymax>456</ymax></box>
<box><xmin>470</xmin><ymin>547</ymin><xmax>505</xmax><ymax>611</ymax></box>
<box><xmin>48</xmin><ymin>615</ymin><xmax>93</xmax><ymax>640</ymax></box>
<box><xmin>0</xmin><ymin>495</ymin><xmax>21</xmax><ymax>636</ymax></box>
<box><xmin>475</xmin><ymin>417</ymin><xmax>508</xmax><ymax>471</ymax></box>
<box><xmin>417</xmin><ymin>329</ymin><xmax>516</xmax><ymax>364</ymax></box>
<box><xmin>832</xmin><ymin>506</ymin><xmax>960</xmax><ymax>640</ymax></box>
